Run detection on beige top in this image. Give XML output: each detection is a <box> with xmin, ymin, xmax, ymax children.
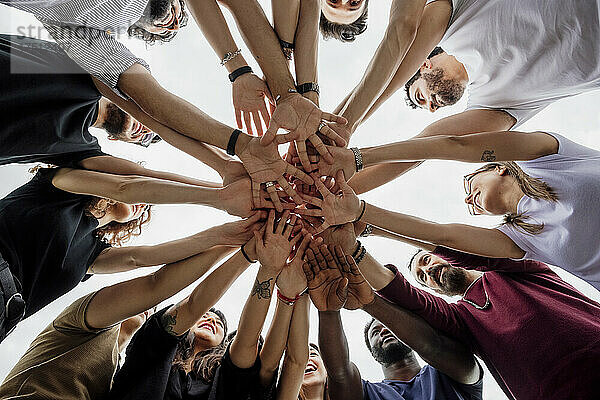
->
<box><xmin>0</xmin><ymin>292</ymin><xmax>120</xmax><ymax>399</ymax></box>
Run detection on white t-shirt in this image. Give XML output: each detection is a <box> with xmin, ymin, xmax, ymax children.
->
<box><xmin>496</xmin><ymin>133</ymin><xmax>600</xmax><ymax>291</ymax></box>
<box><xmin>429</xmin><ymin>0</ymin><xmax>600</xmax><ymax>127</ymax></box>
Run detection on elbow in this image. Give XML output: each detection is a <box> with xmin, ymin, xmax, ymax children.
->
<box><xmin>111</xmin><ymin>176</ymin><xmax>146</xmax><ymax>204</ymax></box>
<box><xmin>444</xmin><ymin>135</ymin><xmax>469</xmax><ymax>154</ymax></box>
<box><xmin>386</xmin><ymin>17</ymin><xmax>418</xmax><ymax>48</ymax></box>
<box><xmin>286</xmin><ymin>346</ymin><xmax>309</xmax><ymax>368</ymax></box>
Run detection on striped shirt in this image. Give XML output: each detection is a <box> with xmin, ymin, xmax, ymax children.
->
<box><xmin>2</xmin><ymin>0</ymin><xmax>151</xmax><ymax>97</ymax></box>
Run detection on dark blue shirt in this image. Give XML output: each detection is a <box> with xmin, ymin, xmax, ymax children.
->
<box><xmin>362</xmin><ymin>365</ymin><xmax>482</xmax><ymax>400</ymax></box>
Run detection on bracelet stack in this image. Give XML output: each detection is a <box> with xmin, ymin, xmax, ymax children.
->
<box><xmin>279</xmin><ymin>39</ymin><xmax>294</xmax><ymax>60</ymax></box>
<box><xmin>352</xmin><ymin>243</ymin><xmax>367</xmax><ymax>265</ymax></box>
<box><xmin>350</xmin><ymin>147</ymin><xmax>364</xmax><ymax>172</ymax></box>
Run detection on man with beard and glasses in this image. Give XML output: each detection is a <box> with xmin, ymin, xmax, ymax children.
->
<box><xmin>330</xmin><ymin>0</ymin><xmax>600</xmax><ymax>194</ymax></box>
<box><xmin>303</xmin><ymin>244</ymin><xmax>483</xmax><ymax>400</ymax></box>
<box><xmin>361</xmin><ymin>244</ymin><xmax>600</xmax><ymax>400</ymax></box>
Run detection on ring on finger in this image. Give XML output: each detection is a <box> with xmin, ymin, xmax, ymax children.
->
<box><xmin>264</xmin><ymin>181</ymin><xmax>277</xmax><ymax>189</ymax></box>
<box><xmin>318</xmin><ymin>121</ymin><xmax>327</xmax><ymax>131</ymax></box>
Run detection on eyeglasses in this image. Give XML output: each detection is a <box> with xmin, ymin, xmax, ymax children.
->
<box><xmin>463</xmin><ymin>170</ymin><xmax>485</xmax><ymax>215</ymax></box>
<box><xmin>134</xmin><ymin>132</ymin><xmax>162</xmax><ymax>148</ymax></box>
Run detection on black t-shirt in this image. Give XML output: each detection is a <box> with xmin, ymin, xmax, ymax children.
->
<box><xmin>0</xmin><ymin>169</ymin><xmax>110</xmax><ymax>318</ymax></box>
<box><xmin>109</xmin><ymin>307</ymin><xmax>264</xmax><ymax>400</ymax></box>
<box><xmin>0</xmin><ymin>34</ymin><xmax>106</xmax><ymax>167</ymax></box>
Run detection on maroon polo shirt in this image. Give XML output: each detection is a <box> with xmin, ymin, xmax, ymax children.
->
<box><xmin>377</xmin><ymin>247</ymin><xmax>600</xmax><ymax>400</ymax></box>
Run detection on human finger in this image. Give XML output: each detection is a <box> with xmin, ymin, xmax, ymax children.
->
<box><xmin>273</xmin><ymin>131</ymin><xmax>299</xmax><ymax>145</ymax></box>
<box><xmin>235</xmin><ymin>108</ymin><xmax>243</xmax><ymax>130</ymax></box>
<box><xmin>311</xmin><ymin>173</ymin><xmax>333</xmax><ymax>198</ymax></box>
<box><xmin>244</xmin><ymin>112</ymin><xmax>253</xmax><ymax>136</ymax></box>
<box><xmin>251</xmin><ymin>181</ymin><xmax>262</xmax><ymax>209</ymax></box>
<box><xmin>293</xmin><ymin>208</ymin><xmax>323</xmax><ymax>217</ymax></box>
<box><xmin>302</xmin><ymin>261</ymin><xmax>314</xmax><ymax>282</ymax></box>
<box><xmin>335</xmin><ymin>246</ymin><xmax>351</xmax><ymax>274</ymax></box>
<box><xmin>253</xmin><ymin>230</ymin><xmax>264</xmax><ymax>251</ymax></box>
<box><xmin>252</xmin><ymin>111</ymin><xmax>263</xmax><ymax>136</ymax></box>
<box><xmin>276</xmin><ymin>210</ymin><xmax>291</xmax><ymax>234</ymax></box>
<box><xmin>262</xmin><ymin>120</ymin><xmax>280</xmax><ymax>145</ymax></box>
<box><xmin>295</xmin><ymin>231</ymin><xmax>312</xmax><ymax>258</ymax></box>
<box><xmin>308</xmin><ymin>135</ymin><xmax>333</xmax><ymax>165</ymax></box>
<box><xmin>321</xmin><ymin>112</ymin><xmax>348</xmax><ymax>125</ymax></box>
<box><xmin>277</xmin><ymin>177</ymin><xmax>303</xmax><ymax>205</ymax></box>
<box><xmin>295</xmin><ymin>140</ymin><xmax>313</xmax><ymax>172</ymax></box>
<box><xmin>284</xmin><ymin>163</ymin><xmax>314</xmax><ymax>185</ymax></box>
<box><xmin>283</xmin><ymin>214</ymin><xmax>297</xmax><ymax>237</ymax></box>
<box><xmin>266</xmin><ymin>185</ymin><xmax>284</xmax><ymax>212</ymax></box>
<box><xmin>319</xmin><ymin>125</ymin><xmax>346</xmax><ymax>147</ymax></box>
<box><xmin>298</xmin><ymin>193</ymin><xmax>322</xmax><ymax>207</ymax></box>
<box><xmin>305</xmin><ymin>248</ymin><xmax>320</xmax><ymax>277</ymax></box>
<box><xmin>313</xmin><ymin>245</ymin><xmax>327</xmax><ymax>270</ymax></box>
<box><xmin>266</xmin><ymin>209</ymin><xmax>276</xmax><ymax>233</ymax></box>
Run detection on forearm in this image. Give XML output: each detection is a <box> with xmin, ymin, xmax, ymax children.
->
<box><xmin>86</xmin><ymin>246</ymin><xmax>233</xmax><ymax>329</ymax></box>
<box><xmin>370</xmin><ymin>227</ymin><xmax>436</xmax><ymax>251</ymax></box>
<box><xmin>340</xmin><ymin>4</ymin><xmax>423</xmax><ymax>130</ymax></box>
<box><xmin>80</xmin><ymin>156</ymin><xmax>220</xmax><ymax>188</ymax></box>
<box><xmin>276</xmin><ymin>295</ymin><xmax>309</xmax><ymax>400</ymax></box>
<box><xmin>293</xmin><ymin>0</ymin><xmax>320</xmax><ymax>104</ymax></box>
<box><xmin>118</xmin><ymin>64</ymin><xmax>233</xmax><ymax>150</ymax></box>
<box><xmin>363</xmin><ymin>295</ymin><xmax>479</xmax><ymax>384</ymax></box>
<box><xmin>259</xmin><ymin>298</ymin><xmax>295</xmax><ymax>387</ymax></box>
<box><xmin>362</xmin><ymin>203</ymin><xmax>523</xmax><ymax>258</ymax></box>
<box><xmin>360</xmin><ymin>132</ymin><xmax>554</xmax><ymax>167</ymax></box>
<box><xmin>272</xmin><ymin>0</ymin><xmax>300</xmax><ymax>44</ymax></box>
<box><xmin>220</xmin><ymin>0</ymin><xmax>297</xmax><ymax>98</ymax></box>
<box><xmin>318</xmin><ymin>311</ymin><xmax>355</xmax><ymax>383</ymax></box>
<box><xmin>188</xmin><ymin>0</ymin><xmax>251</xmax><ymax>74</ymax></box>
<box><xmin>230</xmin><ymin>267</ymin><xmax>277</xmax><ymax>368</ymax></box>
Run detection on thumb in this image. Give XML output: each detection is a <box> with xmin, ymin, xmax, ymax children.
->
<box><xmin>261</xmin><ymin>121</ymin><xmax>278</xmax><ymax>145</ymax></box>
<box><xmin>254</xmin><ymin>230</ymin><xmax>264</xmax><ymax>249</ymax></box>
<box><xmin>337</xmin><ymin>169</ymin><xmax>352</xmax><ymax>193</ymax></box>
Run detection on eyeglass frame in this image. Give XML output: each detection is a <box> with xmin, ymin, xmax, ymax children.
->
<box><xmin>462</xmin><ymin>168</ymin><xmax>488</xmax><ymax>216</ymax></box>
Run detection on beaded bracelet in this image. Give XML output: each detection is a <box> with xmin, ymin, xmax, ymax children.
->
<box><xmin>354</xmin><ymin>245</ymin><xmax>367</xmax><ymax>265</ymax></box>
<box><xmin>351</xmin><ymin>240</ymin><xmax>362</xmax><ymax>258</ymax></box>
<box><xmin>360</xmin><ymin>224</ymin><xmax>373</xmax><ymax>237</ymax></box>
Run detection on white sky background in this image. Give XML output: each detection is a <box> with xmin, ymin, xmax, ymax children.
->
<box><xmin>2</xmin><ymin>3</ymin><xmax>600</xmax><ymax>399</ymax></box>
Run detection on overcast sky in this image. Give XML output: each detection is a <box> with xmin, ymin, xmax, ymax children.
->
<box><xmin>2</xmin><ymin>3</ymin><xmax>600</xmax><ymax>399</ymax></box>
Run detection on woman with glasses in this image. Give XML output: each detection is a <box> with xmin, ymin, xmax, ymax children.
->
<box><xmin>301</xmin><ymin>130</ymin><xmax>600</xmax><ymax>291</ymax></box>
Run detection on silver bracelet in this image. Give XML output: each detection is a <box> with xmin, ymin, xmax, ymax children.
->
<box><xmin>360</xmin><ymin>224</ymin><xmax>373</xmax><ymax>237</ymax></box>
<box><xmin>220</xmin><ymin>49</ymin><xmax>242</xmax><ymax>66</ymax></box>
<box><xmin>350</xmin><ymin>147</ymin><xmax>363</xmax><ymax>172</ymax></box>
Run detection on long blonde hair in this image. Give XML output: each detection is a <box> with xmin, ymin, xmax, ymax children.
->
<box><xmin>478</xmin><ymin>162</ymin><xmax>558</xmax><ymax>234</ymax></box>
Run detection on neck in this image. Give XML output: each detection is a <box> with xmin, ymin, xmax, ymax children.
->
<box><xmin>502</xmin><ymin>178</ymin><xmax>525</xmax><ymax>214</ymax></box>
<box><xmin>303</xmin><ymin>383</ymin><xmax>325</xmax><ymax>400</ymax></box>
<box><xmin>450</xmin><ymin>56</ymin><xmax>469</xmax><ymax>83</ymax></box>
<box><xmin>93</xmin><ymin>97</ymin><xmax>108</xmax><ymax>127</ymax></box>
<box><xmin>382</xmin><ymin>354</ymin><xmax>422</xmax><ymax>381</ymax></box>
<box><xmin>461</xmin><ymin>270</ymin><xmax>484</xmax><ymax>294</ymax></box>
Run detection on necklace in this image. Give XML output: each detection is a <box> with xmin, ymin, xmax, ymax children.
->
<box><xmin>461</xmin><ymin>277</ymin><xmax>490</xmax><ymax>310</ymax></box>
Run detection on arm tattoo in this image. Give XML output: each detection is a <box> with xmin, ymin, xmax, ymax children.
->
<box><xmin>252</xmin><ymin>278</ymin><xmax>273</xmax><ymax>299</ymax></box>
<box><xmin>481</xmin><ymin>149</ymin><xmax>496</xmax><ymax>162</ymax></box>
<box><xmin>161</xmin><ymin>309</ymin><xmax>178</xmax><ymax>336</ymax></box>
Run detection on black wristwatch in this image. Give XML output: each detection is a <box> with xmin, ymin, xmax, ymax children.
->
<box><xmin>296</xmin><ymin>82</ymin><xmax>320</xmax><ymax>96</ymax></box>
<box><xmin>228</xmin><ymin>66</ymin><xmax>253</xmax><ymax>83</ymax></box>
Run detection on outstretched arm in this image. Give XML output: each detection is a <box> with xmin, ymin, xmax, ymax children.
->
<box><xmin>338</xmin><ymin>0</ymin><xmax>429</xmax><ymax>134</ymax></box>
<box><xmin>276</xmin><ymin>295</ymin><xmax>310</xmax><ymax>400</ymax></box>
<box><xmin>364</xmin><ymin>295</ymin><xmax>480</xmax><ymax>384</ymax></box>
<box><xmin>293</xmin><ymin>0</ymin><xmax>320</xmax><ymax>106</ymax></box>
<box><xmin>85</xmin><ymin>245</ymin><xmax>235</xmax><ymax>329</ymax></box>
<box><xmin>230</xmin><ymin>211</ymin><xmax>302</xmax><ymax>368</ymax></box>
<box><xmin>348</xmin><ymin>109</ymin><xmax>517</xmax><ymax>194</ymax></box>
<box><xmin>89</xmin><ymin>213</ymin><xmax>264</xmax><ymax>274</ymax></box>
<box><xmin>318</xmin><ymin>311</ymin><xmax>363</xmax><ymax>400</ymax></box>
<box><xmin>314</xmin><ymin>130</ymin><xmax>558</xmax><ymax>179</ymax></box>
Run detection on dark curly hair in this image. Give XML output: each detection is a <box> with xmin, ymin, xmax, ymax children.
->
<box><xmin>128</xmin><ymin>0</ymin><xmax>189</xmax><ymax>45</ymax></box>
<box><xmin>404</xmin><ymin>46</ymin><xmax>446</xmax><ymax>108</ymax></box>
<box><xmin>85</xmin><ymin>198</ymin><xmax>152</xmax><ymax>246</ymax></box>
<box><xmin>319</xmin><ymin>0</ymin><xmax>369</xmax><ymax>43</ymax></box>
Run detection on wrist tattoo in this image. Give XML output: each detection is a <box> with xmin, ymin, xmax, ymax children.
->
<box><xmin>161</xmin><ymin>310</ymin><xmax>178</xmax><ymax>336</ymax></box>
<box><xmin>481</xmin><ymin>149</ymin><xmax>496</xmax><ymax>162</ymax></box>
<box><xmin>252</xmin><ymin>278</ymin><xmax>273</xmax><ymax>299</ymax></box>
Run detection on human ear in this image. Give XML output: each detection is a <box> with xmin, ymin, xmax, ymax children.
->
<box><xmin>419</xmin><ymin>58</ymin><xmax>433</xmax><ymax>72</ymax></box>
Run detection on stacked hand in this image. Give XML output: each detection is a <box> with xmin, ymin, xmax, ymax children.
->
<box><xmin>232</xmin><ymin>73</ymin><xmax>273</xmax><ymax>136</ymax></box>
<box><xmin>209</xmin><ymin>211</ymin><xmax>267</xmax><ymax>246</ymax></box>
<box><xmin>261</xmin><ymin>93</ymin><xmax>347</xmax><ymax>171</ymax></box>
<box><xmin>302</xmin><ymin>244</ymin><xmax>374</xmax><ymax>311</ymax></box>
<box><xmin>255</xmin><ymin>210</ymin><xmax>303</xmax><ymax>276</ymax></box>
<box><xmin>276</xmin><ymin>232</ymin><xmax>312</xmax><ymax>299</ymax></box>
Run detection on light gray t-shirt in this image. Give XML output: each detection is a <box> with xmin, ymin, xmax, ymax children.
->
<box><xmin>497</xmin><ymin>132</ymin><xmax>600</xmax><ymax>291</ymax></box>
<box><xmin>429</xmin><ymin>0</ymin><xmax>600</xmax><ymax>127</ymax></box>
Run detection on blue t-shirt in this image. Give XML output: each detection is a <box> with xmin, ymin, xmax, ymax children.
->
<box><xmin>362</xmin><ymin>365</ymin><xmax>482</xmax><ymax>400</ymax></box>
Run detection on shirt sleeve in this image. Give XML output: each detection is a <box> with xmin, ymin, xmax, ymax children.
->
<box><xmin>376</xmin><ymin>265</ymin><xmax>466</xmax><ymax>341</ymax></box>
<box><xmin>108</xmin><ymin>305</ymin><xmax>184</xmax><ymax>400</ymax></box>
<box><xmin>525</xmin><ymin>132</ymin><xmax>600</xmax><ymax>162</ymax></box>
<box><xmin>434</xmin><ymin>246</ymin><xmax>549</xmax><ymax>274</ymax></box>
<box><xmin>40</xmin><ymin>21</ymin><xmax>150</xmax><ymax>99</ymax></box>
<box><xmin>52</xmin><ymin>291</ymin><xmax>104</xmax><ymax>334</ymax></box>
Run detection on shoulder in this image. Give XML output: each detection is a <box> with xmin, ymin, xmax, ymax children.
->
<box><xmin>422</xmin><ymin>364</ymin><xmax>484</xmax><ymax>399</ymax></box>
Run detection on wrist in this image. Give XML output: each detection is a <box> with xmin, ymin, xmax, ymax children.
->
<box><xmin>360</xmin><ymin>294</ymin><xmax>377</xmax><ymax>310</ymax></box>
<box><xmin>223</xmin><ymin>54</ymin><xmax>247</xmax><ymax>73</ymax></box>
<box><xmin>234</xmin><ymin>133</ymin><xmax>252</xmax><ymax>156</ymax></box>
<box><xmin>275</xmin><ymin>89</ymin><xmax>300</xmax><ymax>104</ymax></box>
<box><xmin>353</xmin><ymin>200</ymin><xmax>367</xmax><ymax>223</ymax></box>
